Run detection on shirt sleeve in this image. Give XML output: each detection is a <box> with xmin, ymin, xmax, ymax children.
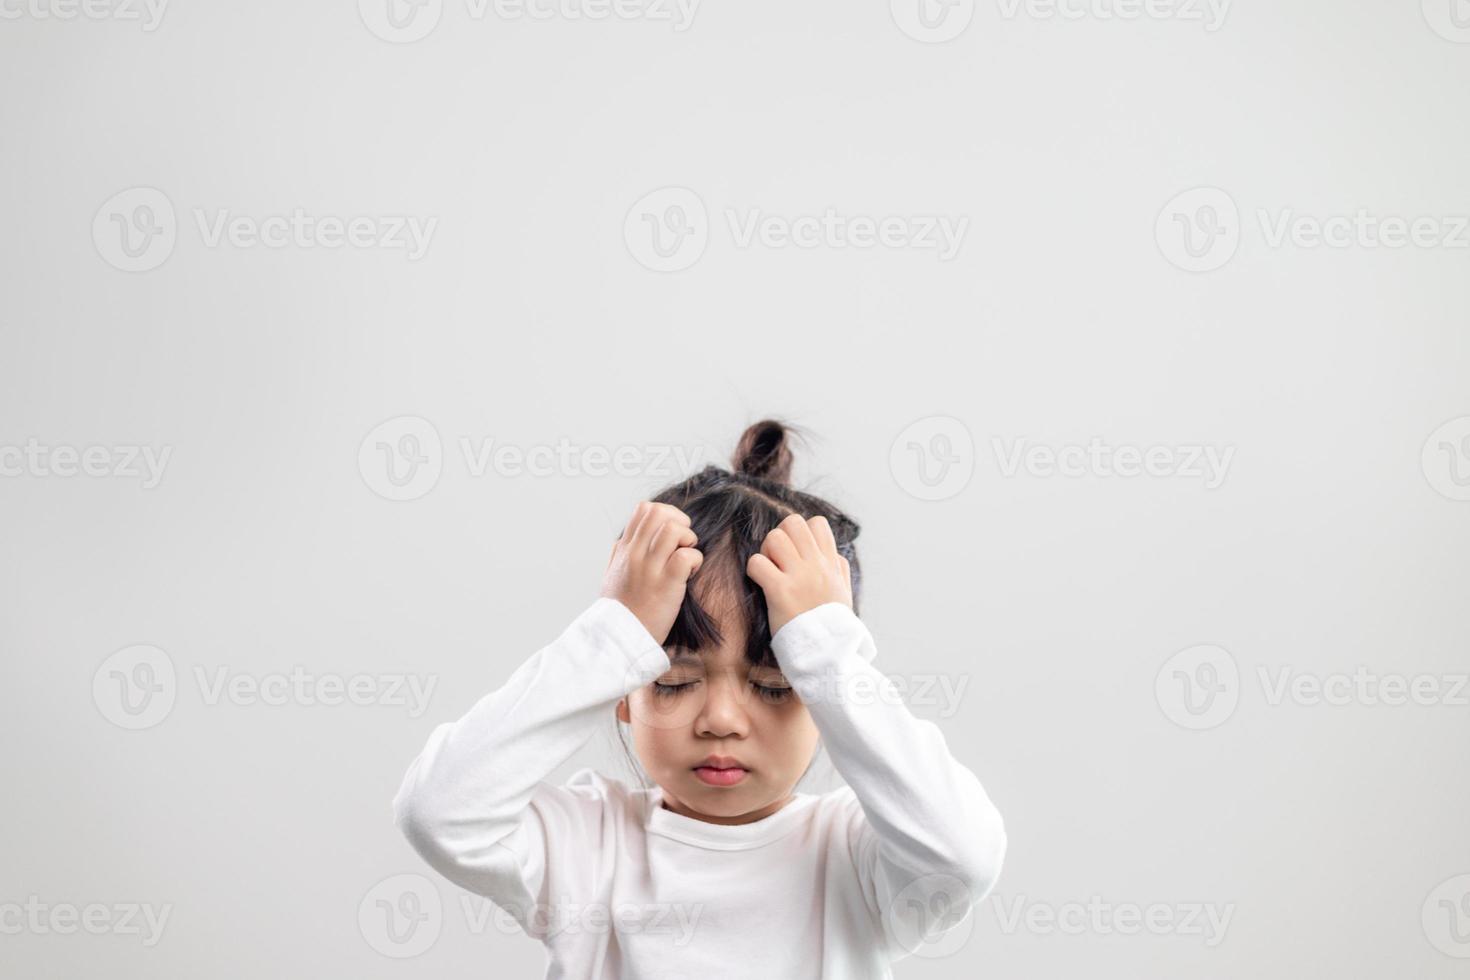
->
<box><xmin>391</xmin><ymin>597</ymin><xmax>671</xmax><ymax>936</ymax></box>
<box><xmin>770</xmin><ymin>602</ymin><xmax>1007</xmax><ymax>961</ymax></box>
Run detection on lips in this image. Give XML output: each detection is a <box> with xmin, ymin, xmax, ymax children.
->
<box><xmin>695</xmin><ymin>755</ymin><xmax>746</xmax><ymax>770</ymax></box>
<box><xmin>692</xmin><ymin>755</ymin><xmax>748</xmax><ymax>787</ymax></box>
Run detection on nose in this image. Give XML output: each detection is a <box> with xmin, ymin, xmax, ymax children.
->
<box><xmin>693</xmin><ymin>674</ymin><xmax>751</xmax><ymax>739</ymax></box>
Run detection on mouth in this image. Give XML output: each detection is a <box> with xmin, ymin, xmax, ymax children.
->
<box><xmin>693</xmin><ymin>766</ymin><xmax>748</xmax><ymax>786</ymax></box>
<box><xmin>692</xmin><ymin>756</ymin><xmax>749</xmax><ymax>787</ymax></box>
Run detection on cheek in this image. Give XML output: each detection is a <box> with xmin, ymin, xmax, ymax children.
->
<box><xmin>628</xmin><ymin>698</ymin><xmax>689</xmax><ymax>768</ymax></box>
<box><xmin>759</xmin><ymin>703</ymin><xmax>820</xmax><ymax>766</ymax></box>
<box><xmin>627</xmin><ymin>687</ymin><xmax>702</xmax><ymax>733</ymax></box>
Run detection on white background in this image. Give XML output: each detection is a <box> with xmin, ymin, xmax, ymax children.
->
<box><xmin>2</xmin><ymin>0</ymin><xmax>1468</xmax><ymax>976</ymax></box>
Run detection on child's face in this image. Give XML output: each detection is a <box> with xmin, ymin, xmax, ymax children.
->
<box><xmin>616</xmin><ymin>590</ymin><xmax>820</xmax><ymax>825</ymax></box>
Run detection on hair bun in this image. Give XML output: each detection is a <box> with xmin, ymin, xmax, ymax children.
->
<box><xmin>732</xmin><ymin>419</ymin><xmax>795</xmax><ymax>485</ymax></box>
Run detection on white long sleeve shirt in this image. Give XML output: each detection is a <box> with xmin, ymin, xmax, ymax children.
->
<box><xmin>392</xmin><ymin>597</ymin><xmax>1006</xmax><ymax>979</ymax></box>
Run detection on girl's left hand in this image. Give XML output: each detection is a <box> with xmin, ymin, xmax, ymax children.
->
<box><xmin>746</xmin><ymin>514</ymin><xmax>854</xmax><ymax>637</ymax></box>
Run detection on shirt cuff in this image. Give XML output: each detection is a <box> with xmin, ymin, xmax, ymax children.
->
<box><xmin>576</xmin><ymin>597</ymin><xmax>673</xmax><ymax>686</ymax></box>
<box><xmin>770</xmin><ymin>602</ymin><xmax>876</xmax><ymax>672</ymax></box>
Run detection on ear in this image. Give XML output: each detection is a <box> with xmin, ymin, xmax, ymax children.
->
<box><xmin>616</xmin><ymin>698</ymin><xmax>630</xmax><ymax>724</ymax></box>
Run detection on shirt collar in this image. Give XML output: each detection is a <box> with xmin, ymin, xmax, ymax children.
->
<box><xmin>643</xmin><ymin>788</ymin><xmax>818</xmax><ymax>850</ymax></box>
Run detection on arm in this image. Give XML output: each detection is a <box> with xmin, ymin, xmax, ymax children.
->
<box><xmin>392</xmin><ymin>501</ymin><xmax>702</xmax><ymax>931</ymax></box>
<box><xmin>748</xmin><ymin>514</ymin><xmax>1006</xmax><ymax>958</ymax></box>
<box><xmin>771</xmin><ymin>602</ymin><xmax>1006</xmax><ymax>954</ymax></box>
<box><xmin>391</xmin><ymin>596</ymin><xmax>670</xmax><ymax>925</ymax></box>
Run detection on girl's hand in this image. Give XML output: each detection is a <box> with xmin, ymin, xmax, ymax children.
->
<box><xmin>746</xmin><ymin>514</ymin><xmax>854</xmax><ymax>637</ymax></box>
<box><xmin>600</xmin><ymin>501</ymin><xmax>703</xmax><ymax>645</ymax></box>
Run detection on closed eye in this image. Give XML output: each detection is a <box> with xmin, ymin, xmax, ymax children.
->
<box><xmin>651</xmin><ymin>680</ymin><xmax>793</xmax><ymax>703</ymax></box>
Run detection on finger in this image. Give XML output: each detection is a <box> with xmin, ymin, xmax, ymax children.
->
<box><xmin>807</xmin><ymin>515</ymin><xmax>838</xmax><ymax>558</ymax></box>
<box><xmin>670</xmin><ymin>547</ymin><xmax>704</xmax><ymax>581</ymax></box>
<box><xmin>761</xmin><ymin>527</ymin><xmax>801</xmax><ymax>570</ymax></box>
<box><xmin>625</xmin><ymin>500</ymin><xmax>656</xmax><ymax>544</ymax></box>
<box><xmin>779</xmin><ymin>512</ymin><xmax>820</xmax><ymax>560</ymax></box>
<box><xmin>649</xmin><ymin>522</ymin><xmax>697</xmax><ymax>561</ymax></box>
<box><xmin>632</xmin><ymin>502</ymin><xmax>683</xmax><ymax>551</ymax></box>
<box><xmin>746</xmin><ymin>551</ymin><xmax>779</xmax><ymax>589</ymax></box>
<box><xmin>650</xmin><ymin>502</ymin><xmax>692</xmax><ymax>527</ymax></box>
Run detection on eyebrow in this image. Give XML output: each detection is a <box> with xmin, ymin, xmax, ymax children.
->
<box><xmin>663</xmin><ymin>649</ymin><xmax>786</xmax><ymax>678</ymax></box>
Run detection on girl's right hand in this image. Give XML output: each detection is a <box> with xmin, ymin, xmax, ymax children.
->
<box><xmin>600</xmin><ymin>502</ymin><xmax>703</xmax><ymax>645</ymax></box>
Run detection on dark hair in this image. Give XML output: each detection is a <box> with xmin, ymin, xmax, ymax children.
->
<box><xmin>614</xmin><ymin>419</ymin><xmax>860</xmax><ymax>792</ymax></box>
<box><xmin>651</xmin><ymin>418</ymin><xmax>862</xmax><ymax>669</ymax></box>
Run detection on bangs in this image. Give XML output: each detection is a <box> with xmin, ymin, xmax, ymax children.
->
<box><xmin>649</xmin><ymin>463</ymin><xmax>861</xmax><ymax>670</ymax></box>
<box><xmin>662</xmin><ymin>524</ymin><xmax>782</xmax><ymax>670</ymax></box>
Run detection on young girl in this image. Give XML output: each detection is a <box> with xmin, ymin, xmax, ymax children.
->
<box><xmin>392</xmin><ymin>420</ymin><xmax>1007</xmax><ymax>978</ymax></box>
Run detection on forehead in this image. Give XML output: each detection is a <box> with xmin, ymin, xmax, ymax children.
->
<box><xmin>667</xmin><ymin>644</ymin><xmax>741</xmax><ymax>668</ymax></box>
<box><xmin>665</xmin><ymin>648</ymin><xmax>784</xmax><ymax>678</ymax></box>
